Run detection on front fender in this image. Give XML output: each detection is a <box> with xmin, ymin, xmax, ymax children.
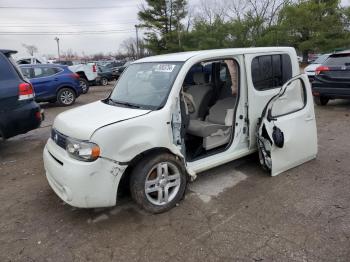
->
<box><xmin>91</xmin><ymin>109</ymin><xmax>182</xmax><ymax>163</ymax></box>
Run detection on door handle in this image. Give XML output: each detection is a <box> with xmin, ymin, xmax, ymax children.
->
<box><xmin>305</xmin><ymin>115</ymin><xmax>314</xmax><ymax>121</ymax></box>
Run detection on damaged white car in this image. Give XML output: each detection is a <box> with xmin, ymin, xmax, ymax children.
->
<box><xmin>43</xmin><ymin>47</ymin><xmax>318</xmax><ymax>213</ymax></box>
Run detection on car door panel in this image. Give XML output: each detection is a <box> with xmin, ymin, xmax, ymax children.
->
<box><xmin>257</xmin><ymin>75</ymin><xmax>317</xmax><ymax>176</ymax></box>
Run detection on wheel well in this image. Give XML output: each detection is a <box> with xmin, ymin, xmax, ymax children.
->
<box><xmin>76</xmin><ymin>71</ymin><xmax>87</xmax><ymax>80</ymax></box>
<box><xmin>118</xmin><ymin>147</ymin><xmax>182</xmax><ymax>197</ymax></box>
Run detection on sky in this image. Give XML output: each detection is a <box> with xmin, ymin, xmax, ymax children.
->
<box><xmin>0</xmin><ymin>0</ymin><xmax>349</xmax><ymax>59</ymax></box>
<box><xmin>0</xmin><ymin>0</ymin><xmax>151</xmax><ymax>58</ymax></box>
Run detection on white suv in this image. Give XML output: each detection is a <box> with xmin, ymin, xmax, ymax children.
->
<box><xmin>43</xmin><ymin>47</ymin><xmax>318</xmax><ymax>213</ymax></box>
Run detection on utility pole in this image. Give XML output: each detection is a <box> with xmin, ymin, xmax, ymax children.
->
<box><xmin>54</xmin><ymin>37</ymin><xmax>60</xmax><ymax>61</ymax></box>
<box><xmin>135</xmin><ymin>25</ymin><xmax>140</xmax><ymax>59</ymax></box>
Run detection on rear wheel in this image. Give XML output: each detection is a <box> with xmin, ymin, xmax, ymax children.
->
<box><xmin>314</xmin><ymin>96</ymin><xmax>329</xmax><ymax>106</ymax></box>
<box><xmin>79</xmin><ymin>78</ymin><xmax>89</xmax><ymax>94</ymax></box>
<box><xmin>101</xmin><ymin>77</ymin><xmax>108</xmax><ymax>86</ymax></box>
<box><xmin>130</xmin><ymin>153</ymin><xmax>187</xmax><ymax>214</ymax></box>
<box><xmin>57</xmin><ymin>88</ymin><xmax>76</xmax><ymax>106</ymax></box>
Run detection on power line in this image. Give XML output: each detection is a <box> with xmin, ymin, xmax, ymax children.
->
<box><xmin>0</xmin><ymin>29</ymin><xmax>135</xmax><ymax>35</ymax></box>
<box><xmin>0</xmin><ymin>5</ymin><xmax>139</xmax><ymax>10</ymax></box>
<box><xmin>0</xmin><ymin>23</ymin><xmax>138</xmax><ymax>28</ymax></box>
<box><xmin>0</xmin><ymin>22</ymin><xmax>138</xmax><ymax>28</ymax></box>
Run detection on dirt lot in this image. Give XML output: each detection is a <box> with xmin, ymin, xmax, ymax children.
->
<box><xmin>1</xmin><ymin>83</ymin><xmax>350</xmax><ymax>262</ymax></box>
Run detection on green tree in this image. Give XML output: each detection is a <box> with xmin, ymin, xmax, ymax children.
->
<box><xmin>138</xmin><ymin>0</ymin><xmax>187</xmax><ymax>54</ymax></box>
<box><xmin>278</xmin><ymin>0</ymin><xmax>349</xmax><ymax>62</ymax></box>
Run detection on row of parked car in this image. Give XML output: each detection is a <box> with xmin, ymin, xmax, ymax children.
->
<box><xmin>0</xmin><ymin>49</ymin><xmax>131</xmax><ymax>140</ymax></box>
<box><xmin>304</xmin><ymin>50</ymin><xmax>350</xmax><ymax>105</ymax></box>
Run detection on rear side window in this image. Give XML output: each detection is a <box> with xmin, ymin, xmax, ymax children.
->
<box><xmin>33</xmin><ymin>67</ymin><xmax>61</xmax><ymax>78</ymax></box>
<box><xmin>21</xmin><ymin>67</ymin><xmax>32</xmax><ymax>78</ymax></box>
<box><xmin>324</xmin><ymin>54</ymin><xmax>350</xmax><ymax>66</ymax></box>
<box><xmin>252</xmin><ymin>54</ymin><xmax>292</xmax><ymax>91</ymax></box>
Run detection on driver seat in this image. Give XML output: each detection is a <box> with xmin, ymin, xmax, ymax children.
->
<box><xmin>185</xmin><ymin>72</ymin><xmax>213</xmax><ymax>120</ymax></box>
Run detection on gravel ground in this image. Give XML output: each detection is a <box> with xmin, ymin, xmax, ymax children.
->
<box><xmin>0</xmin><ymin>82</ymin><xmax>349</xmax><ymax>262</ymax></box>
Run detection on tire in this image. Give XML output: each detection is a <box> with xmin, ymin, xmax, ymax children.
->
<box><xmin>130</xmin><ymin>153</ymin><xmax>187</xmax><ymax>214</ymax></box>
<box><xmin>57</xmin><ymin>88</ymin><xmax>76</xmax><ymax>106</ymax></box>
<box><xmin>101</xmin><ymin>77</ymin><xmax>108</xmax><ymax>86</ymax></box>
<box><xmin>79</xmin><ymin>78</ymin><xmax>89</xmax><ymax>94</ymax></box>
<box><xmin>314</xmin><ymin>96</ymin><xmax>329</xmax><ymax>106</ymax></box>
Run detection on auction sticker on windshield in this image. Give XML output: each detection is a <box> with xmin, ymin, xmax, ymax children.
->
<box><xmin>154</xmin><ymin>64</ymin><xmax>176</xmax><ymax>73</ymax></box>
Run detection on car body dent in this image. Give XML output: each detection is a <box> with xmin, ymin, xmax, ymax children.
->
<box><xmin>91</xmin><ymin>106</ymin><xmax>183</xmax><ymax>164</ymax></box>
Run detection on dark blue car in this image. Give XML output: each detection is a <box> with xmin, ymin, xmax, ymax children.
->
<box><xmin>0</xmin><ymin>49</ymin><xmax>43</xmax><ymax>139</ymax></box>
<box><xmin>19</xmin><ymin>64</ymin><xmax>82</xmax><ymax>106</ymax></box>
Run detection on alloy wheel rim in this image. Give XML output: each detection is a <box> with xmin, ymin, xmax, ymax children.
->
<box><xmin>144</xmin><ymin>162</ymin><xmax>181</xmax><ymax>206</ymax></box>
<box><xmin>80</xmin><ymin>81</ymin><xmax>87</xmax><ymax>92</ymax></box>
<box><xmin>102</xmin><ymin>78</ymin><xmax>108</xmax><ymax>85</ymax></box>
<box><xmin>60</xmin><ymin>90</ymin><xmax>74</xmax><ymax>105</ymax></box>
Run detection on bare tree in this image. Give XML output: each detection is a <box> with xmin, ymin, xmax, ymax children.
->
<box><xmin>194</xmin><ymin>0</ymin><xmax>227</xmax><ymax>24</ymax></box>
<box><xmin>119</xmin><ymin>37</ymin><xmax>149</xmax><ymax>59</ymax></box>
<box><xmin>22</xmin><ymin>44</ymin><xmax>38</xmax><ymax>56</ymax></box>
<box><xmin>226</xmin><ymin>0</ymin><xmax>249</xmax><ymax>21</ymax></box>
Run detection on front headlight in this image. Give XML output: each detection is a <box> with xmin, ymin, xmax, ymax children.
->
<box><xmin>66</xmin><ymin>137</ymin><xmax>100</xmax><ymax>162</ymax></box>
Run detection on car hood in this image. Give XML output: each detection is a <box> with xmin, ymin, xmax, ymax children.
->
<box><xmin>53</xmin><ymin>101</ymin><xmax>151</xmax><ymax>140</ymax></box>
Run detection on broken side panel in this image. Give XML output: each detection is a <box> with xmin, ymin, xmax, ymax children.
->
<box><xmin>257</xmin><ymin>75</ymin><xmax>318</xmax><ymax>176</ymax></box>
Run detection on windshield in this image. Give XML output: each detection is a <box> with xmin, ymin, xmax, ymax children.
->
<box><xmin>108</xmin><ymin>62</ymin><xmax>183</xmax><ymax>110</ymax></box>
<box><xmin>312</xmin><ymin>54</ymin><xmax>329</xmax><ymax>64</ymax></box>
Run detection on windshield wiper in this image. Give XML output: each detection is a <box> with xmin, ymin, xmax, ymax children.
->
<box><xmin>108</xmin><ymin>98</ymin><xmax>143</xmax><ymax>109</ymax></box>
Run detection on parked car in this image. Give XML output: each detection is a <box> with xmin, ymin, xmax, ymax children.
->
<box><xmin>0</xmin><ymin>49</ymin><xmax>43</xmax><ymax>139</ymax></box>
<box><xmin>43</xmin><ymin>47</ymin><xmax>317</xmax><ymax>213</ymax></box>
<box><xmin>17</xmin><ymin>56</ymin><xmax>47</xmax><ymax>65</ymax></box>
<box><xmin>312</xmin><ymin>51</ymin><xmax>350</xmax><ymax>105</ymax></box>
<box><xmin>55</xmin><ymin>61</ymin><xmax>98</xmax><ymax>94</ymax></box>
<box><xmin>304</xmin><ymin>53</ymin><xmax>331</xmax><ymax>81</ymax></box>
<box><xmin>19</xmin><ymin>57</ymin><xmax>99</xmax><ymax>94</ymax></box>
<box><xmin>97</xmin><ymin>65</ymin><xmax>115</xmax><ymax>86</ymax></box>
<box><xmin>19</xmin><ymin>64</ymin><xmax>83</xmax><ymax>106</ymax></box>
<box><xmin>113</xmin><ymin>61</ymin><xmax>132</xmax><ymax>78</ymax></box>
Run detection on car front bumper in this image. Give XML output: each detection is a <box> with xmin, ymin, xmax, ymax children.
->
<box><xmin>43</xmin><ymin>138</ymin><xmax>127</xmax><ymax>208</ymax></box>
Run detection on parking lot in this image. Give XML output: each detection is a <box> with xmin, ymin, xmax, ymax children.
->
<box><xmin>1</xmin><ymin>82</ymin><xmax>350</xmax><ymax>261</ymax></box>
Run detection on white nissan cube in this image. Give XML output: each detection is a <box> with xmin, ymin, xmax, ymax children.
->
<box><xmin>43</xmin><ymin>47</ymin><xmax>318</xmax><ymax>213</ymax></box>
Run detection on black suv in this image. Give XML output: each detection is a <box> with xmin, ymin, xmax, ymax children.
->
<box><xmin>312</xmin><ymin>51</ymin><xmax>350</xmax><ymax>105</ymax></box>
<box><xmin>0</xmin><ymin>49</ymin><xmax>43</xmax><ymax>139</ymax></box>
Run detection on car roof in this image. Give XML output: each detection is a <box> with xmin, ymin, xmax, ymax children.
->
<box><xmin>135</xmin><ymin>47</ymin><xmax>295</xmax><ymax>63</ymax></box>
<box><xmin>0</xmin><ymin>49</ymin><xmax>17</xmax><ymax>55</ymax></box>
<box><xmin>329</xmin><ymin>50</ymin><xmax>350</xmax><ymax>57</ymax></box>
<box><xmin>19</xmin><ymin>63</ymin><xmax>68</xmax><ymax>68</ymax></box>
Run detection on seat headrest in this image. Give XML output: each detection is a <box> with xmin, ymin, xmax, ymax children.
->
<box><xmin>193</xmin><ymin>72</ymin><xmax>207</xmax><ymax>85</ymax></box>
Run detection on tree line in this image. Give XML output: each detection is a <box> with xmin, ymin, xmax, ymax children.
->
<box><xmin>137</xmin><ymin>0</ymin><xmax>350</xmax><ymax>62</ymax></box>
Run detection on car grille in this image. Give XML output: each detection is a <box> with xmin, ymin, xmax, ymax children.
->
<box><xmin>51</xmin><ymin>129</ymin><xmax>67</xmax><ymax>149</ymax></box>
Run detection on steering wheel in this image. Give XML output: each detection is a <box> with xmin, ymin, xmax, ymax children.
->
<box><xmin>183</xmin><ymin>92</ymin><xmax>196</xmax><ymax>114</ymax></box>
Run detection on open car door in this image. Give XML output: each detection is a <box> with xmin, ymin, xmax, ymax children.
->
<box><xmin>257</xmin><ymin>75</ymin><xmax>318</xmax><ymax>176</ymax></box>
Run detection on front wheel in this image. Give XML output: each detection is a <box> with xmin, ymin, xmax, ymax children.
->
<box><xmin>130</xmin><ymin>153</ymin><xmax>187</xmax><ymax>214</ymax></box>
<box><xmin>314</xmin><ymin>96</ymin><xmax>329</xmax><ymax>106</ymax></box>
<box><xmin>79</xmin><ymin>78</ymin><xmax>89</xmax><ymax>94</ymax></box>
<box><xmin>57</xmin><ymin>88</ymin><xmax>76</xmax><ymax>106</ymax></box>
<box><xmin>101</xmin><ymin>77</ymin><xmax>108</xmax><ymax>86</ymax></box>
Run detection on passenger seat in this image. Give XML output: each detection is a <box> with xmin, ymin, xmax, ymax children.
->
<box><xmin>185</xmin><ymin>72</ymin><xmax>213</xmax><ymax>120</ymax></box>
<box><xmin>187</xmin><ymin>97</ymin><xmax>236</xmax><ymax>150</ymax></box>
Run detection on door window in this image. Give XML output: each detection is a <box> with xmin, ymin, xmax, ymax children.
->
<box><xmin>252</xmin><ymin>54</ymin><xmax>292</xmax><ymax>91</ymax></box>
<box><xmin>270</xmin><ymin>78</ymin><xmax>306</xmax><ymax>118</ymax></box>
<box><xmin>33</xmin><ymin>67</ymin><xmax>60</xmax><ymax>78</ymax></box>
